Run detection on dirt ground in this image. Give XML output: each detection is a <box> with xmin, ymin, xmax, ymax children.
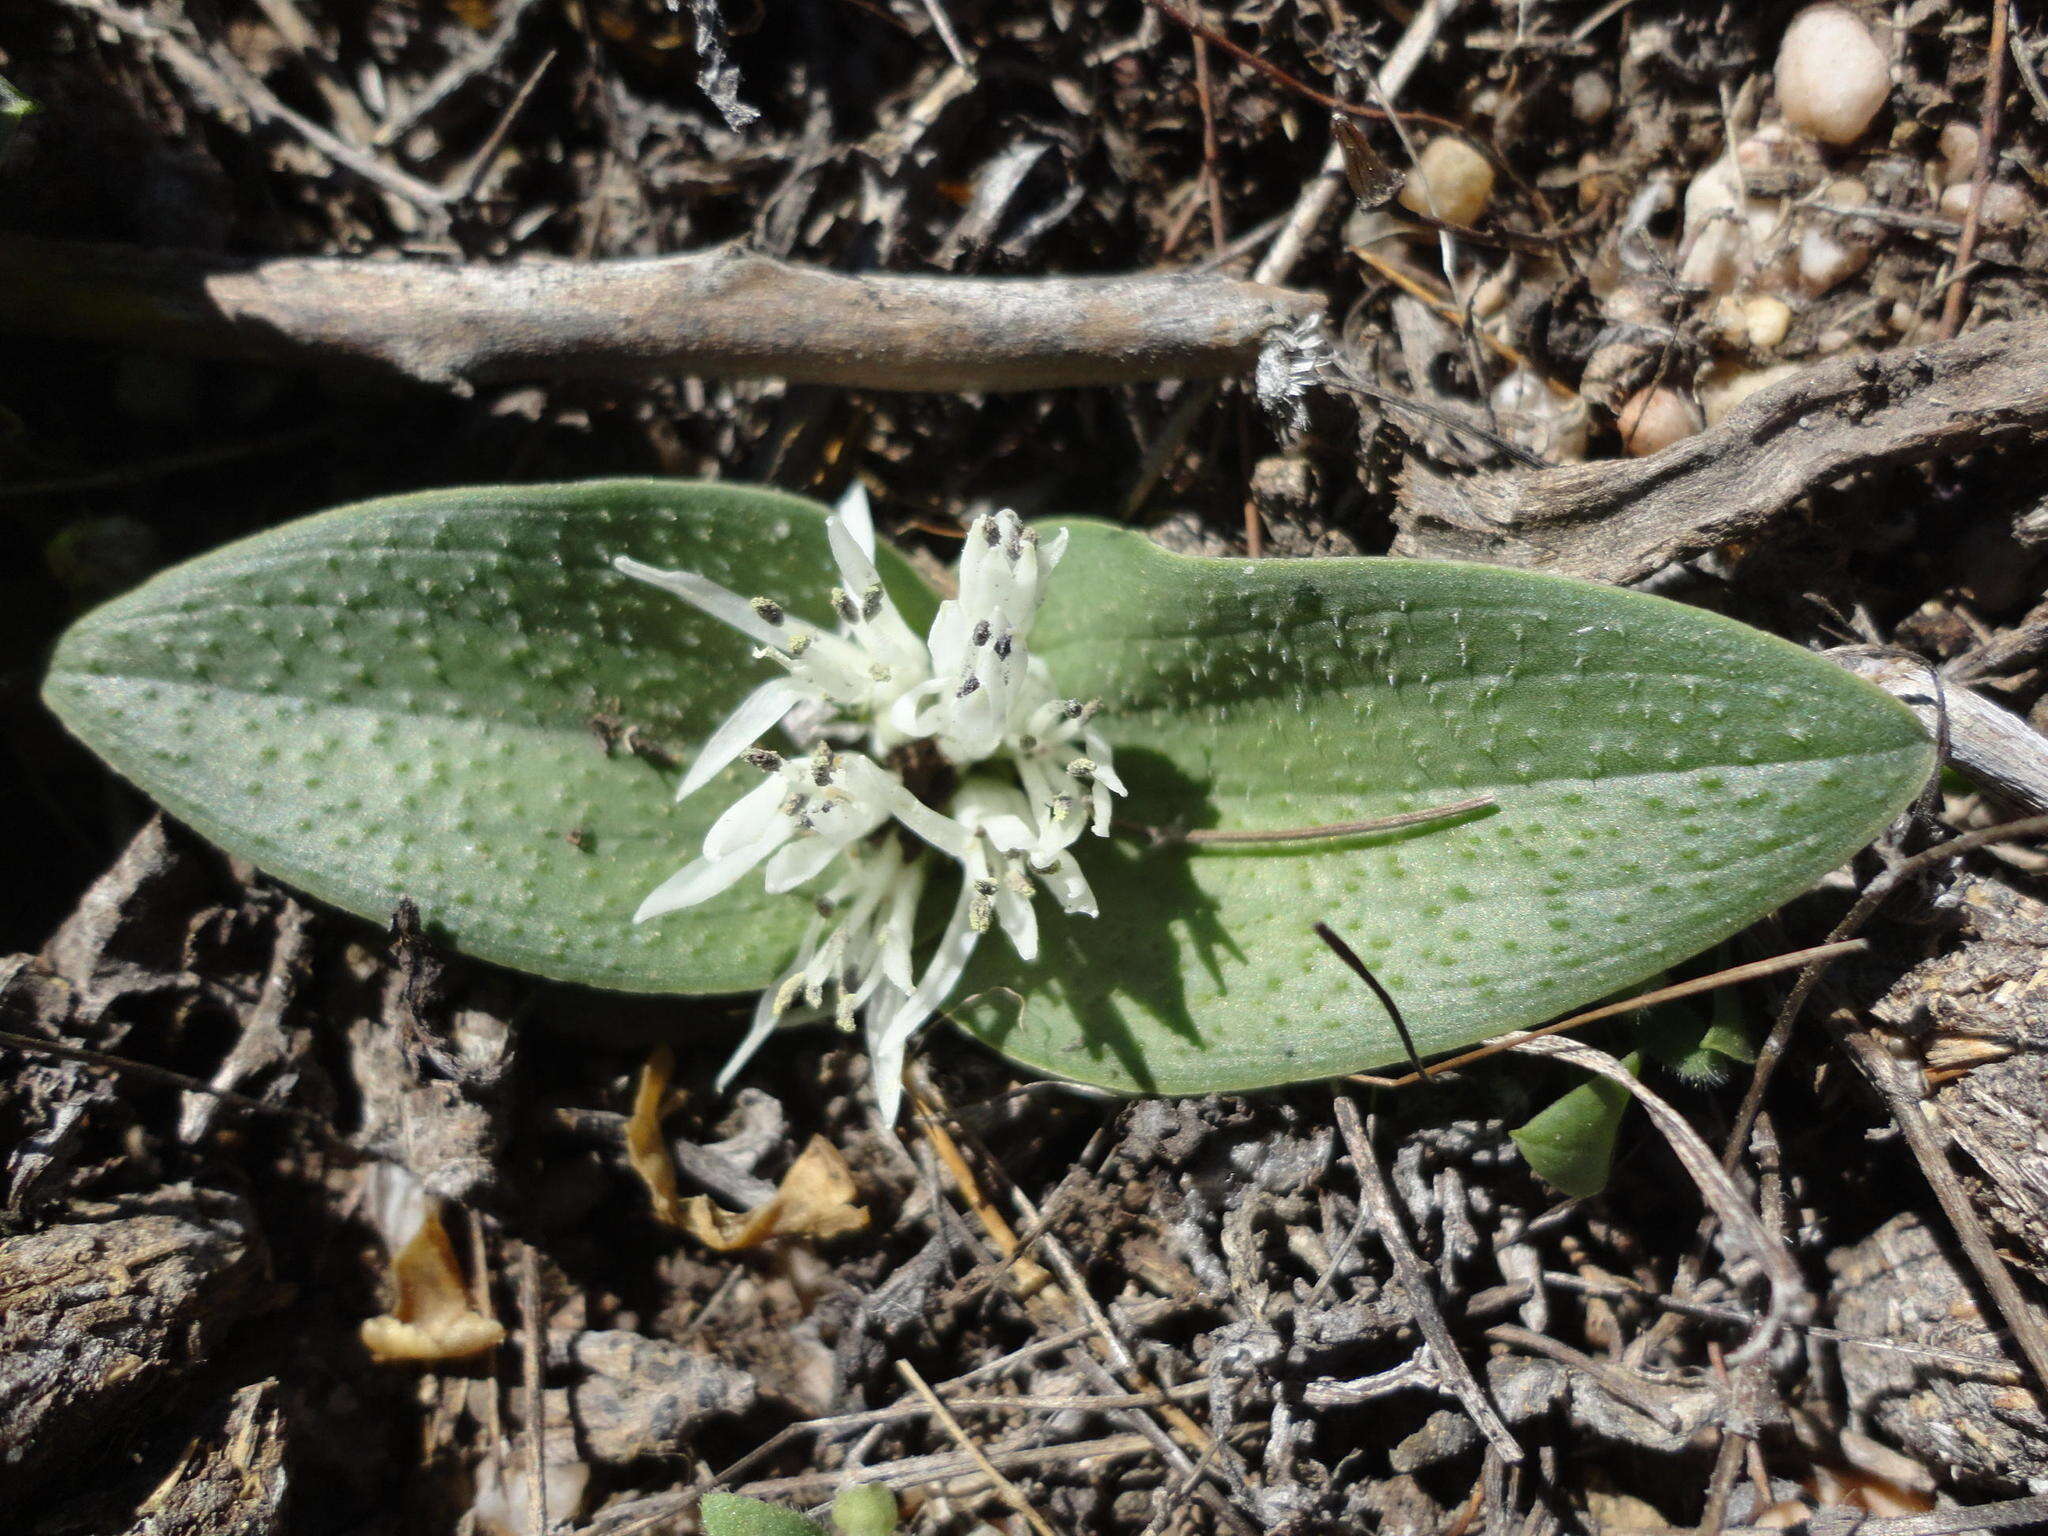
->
<box><xmin>5</xmin><ymin>0</ymin><xmax>2048</xmax><ymax>1532</ymax></box>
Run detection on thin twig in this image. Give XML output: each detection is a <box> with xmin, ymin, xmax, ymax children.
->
<box><xmin>519</xmin><ymin>1243</ymin><xmax>548</xmax><ymax>1536</ymax></box>
<box><xmin>1333</xmin><ymin>1097</ymin><xmax>1524</xmax><ymax>1463</ymax></box>
<box><xmin>1348</xmin><ymin>938</ymin><xmax>1868</xmax><ymax>1090</ymax></box>
<box><xmin>1825</xmin><ymin>1002</ymin><xmax>2048</xmax><ymax>1396</ymax></box>
<box><xmin>2010</xmin><ymin>2</ymin><xmax>2048</xmax><ymax>120</ymax></box>
<box><xmin>1484</xmin><ymin>1323</ymin><xmax>1684</xmax><ymax>1433</ymax></box>
<box><xmin>1940</xmin><ymin>0</ymin><xmax>2010</xmax><ymax>337</ymax></box>
<box><xmin>1722</xmin><ymin>814</ymin><xmax>2048</xmax><ymax>1173</ymax></box>
<box><xmin>1315</xmin><ymin>922</ymin><xmax>1431</xmax><ymax>1082</ymax></box>
<box><xmin>1509</xmin><ymin>1035</ymin><xmax>1808</xmax><ymax>1366</ymax></box>
<box><xmin>897</xmin><ymin>1360</ymin><xmax>1060</xmax><ymax>1536</ymax></box>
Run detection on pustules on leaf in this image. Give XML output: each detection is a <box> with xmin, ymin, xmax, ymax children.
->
<box><xmin>42</xmin><ymin>480</ymin><xmax>1933</xmax><ymax>1109</ymax></box>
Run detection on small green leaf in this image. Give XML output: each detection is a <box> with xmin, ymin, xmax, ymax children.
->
<box><xmin>830</xmin><ymin>1483</ymin><xmax>899</xmax><ymax>1536</ymax></box>
<box><xmin>1637</xmin><ymin>977</ymin><xmax>1756</xmax><ymax>1087</ymax></box>
<box><xmin>41</xmin><ymin>481</ymin><xmax>937</xmax><ymax>995</ymax></box>
<box><xmin>1510</xmin><ymin>1052</ymin><xmax>1641</xmax><ymax>1198</ymax></box>
<box><xmin>0</xmin><ymin>75</ymin><xmax>32</xmax><ymax>155</ymax></box>
<box><xmin>700</xmin><ymin>1493</ymin><xmax>829</xmax><ymax>1536</ymax></box>
<box><xmin>952</xmin><ymin>522</ymin><xmax>1931</xmax><ymax>1094</ymax></box>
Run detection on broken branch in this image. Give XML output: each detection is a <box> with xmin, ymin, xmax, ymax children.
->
<box><xmin>0</xmin><ymin>236</ymin><xmax>1323</xmax><ymax>394</ymax></box>
<box><xmin>1394</xmin><ymin>321</ymin><xmax>2048</xmax><ymax>583</ymax></box>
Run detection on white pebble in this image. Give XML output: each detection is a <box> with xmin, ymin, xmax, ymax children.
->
<box><xmin>1397</xmin><ymin>138</ymin><xmax>1496</xmax><ymax>227</ymax></box>
<box><xmin>1938</xmin><ymin>122</ymin><xmax>1981</xmax><ymax>185</ymax></box>
<box><xmin>1617</xmin><ymin>386</ymin><xmax>1704</xmax><ymax>455</ymax></box>
<box><xmin>1570</xmin><ymin>72</ymin><xmax>1614</xmax><ymax>124</ymax></box>
<box><xmin>1776</xmin><ymin>5</ymin><xmax>1891</xmax><ymax>146</ymax></box>
<box><xmin>1939</xmin><ymin>179</ymin><xmax>2035</xmax><ymax>230</ymax></box>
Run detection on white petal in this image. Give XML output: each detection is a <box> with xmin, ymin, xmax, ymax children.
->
<box><xmin>834</xmin><ymin>482</ymin><xmax>876</xmax><ymax>559</ymax></box>
<box><xmin>994</xmin><ymin>879</ymin><xmax>1038</xmax><ymax>962</ymax></box>
<box><xmin>840</xmin><ymin>756</ymin><xmax>974</xmax><ymax>860</ymax></box>
<box><xmin>870</xmin><ymin>880</ymin><xmax>981</xmax><ymax>1123</ymax></box>
<box><xmin>1084</xmin><ymin>731</ymin><xmax>1128</xmax><ymax>796</ymax></box>
<box><xmin>763</xmin><ymin>835</ymin><xmax>850</xmax><ymax>893</ymax></box>
<box><xmin>1034</xmin><ymin>851</ymin><xmax>1098</xmax><ymax>917</ymax></box>
<box><xmin>703</xmin><ymin>774</ymin><xmax>792</xmax><ymax>859</ymax></box>
<box><xmin>828</xmin><ymin>512</ymin><xmax>883</xmax><ymax>596</ymax></box>
<box><xmin>675</xmin><ymin>678</ymin><xmax>805</xmax><ymax>802</ymax></box>
<box><xmin>716</xmin><ymin>977</ymin><xmax>795</xmax><ymax>1092</ymax></box>
<box><xmin>634</xmin><ymin>835</ymin><xmax>780</xmax><ymax>920</ymax></box>
<box><xmin>614</xmin><ymin>556</ymin><xmax>785</xmax><ymax>648</ymax></box>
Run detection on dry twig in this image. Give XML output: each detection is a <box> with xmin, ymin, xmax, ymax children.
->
<box><xmin>0</xmin><ymin>237</ymin><xmax>1321</xmax><ymax>394</ymax></box>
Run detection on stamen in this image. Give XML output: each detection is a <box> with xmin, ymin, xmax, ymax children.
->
<box><xmin>861</xmin><ymin>584</ymin><xmax>884</xmax><ymax>620</ymax></box>
<box><xmin>980</xmin><ymin>518</ymin><xmax>1000</xmax><ymax>547</ymax></box>
<box><xmin>993</xmin><ymin>634</ymin><xmax>1013</xmax><ymax>660</ymax></box>
<box><xmin>779</xmin><ymin>791</ymin><xmax>808</xmax><ymax>818</ymax></box>
<box><xmin>810</xmin><ymin>742</ymin><xmax>836</xmax><ymax>786</ymax></box>
<box><xmin>868</xmin><ymin>663</ymin><xmax>892</xmax><ymax>682</ymax></box>
<box><xmin>956</xmin><ymin>675</ymin><xmax>981</xmax><ymax>698</ymax></box>
<box><xmin>1051</xmin><ymin>794</ymin><xmax>1075</xmax><ymax>823</ymax></box>
<box><xmin>1068</xmin><ymin>757</ymin><xmax>1097</xmax><ymax>783</ymax></box>
<box><xmin>749</xmin><ymin>597</ymin><xmax>785</xmax><ymax>626</ymax></box>
<box><xmin>744</xmin><ymin>748</ymin><xmax>785</xmax><ymax>772</ymax></box>
<box><xmin>787</xmin><ymin>631</ymin><xmax>814</xmax><ymax>657</ymax></box>
<box><xmin>831</xmin><ymin>587</ymin><xmax>860</xmax><ymax>625</ymax></box>
<box><xmin>774</xmin><ymin>973</ymin><xmax>806</xmax><ymax>1015</ymax></box>
<box><xmin>972</xmin><ymin>619</ymin><xmax>991</xmax><ymax>647</ymax></box>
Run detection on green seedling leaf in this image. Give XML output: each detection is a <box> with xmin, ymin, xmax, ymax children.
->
<box><xmin>830</xmin><ymin>1483</ymin><xmax>899</xmax><ymax>1536</ymax></box>
<box><xmin>1510</xmin><ymin>1052</ymin><xmax>1641</xmax><ymax>1198</ymax></box>
<box><xmin>42</xmin><ymin>482</ymin><xmax>937</xmax><ymax>994</ymax></box>
<box><xmin>0</xmin><ymin>75</ymin><xmax>32</xmax><ymax>155</ymax></box>
<box><xmin>44</xmin><ymin>488</ymin><xmax>1931</xmax><ymax>1102</ymax></box>
<box><xmin>699</xmin><ymin>1493</ymin><xmax>829</xmax><ymax>1536</ymax></box>
<box><xmin>951</xmin><ymin>522</ymin><xmax>1930</xmax><ymax>1094</ymax></box>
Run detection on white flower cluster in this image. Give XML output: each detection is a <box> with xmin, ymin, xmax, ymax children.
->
<box><xmin>615</xmin><ymin>491</ymin><xmax>1124</xmax><ymax>1120</ymax></box>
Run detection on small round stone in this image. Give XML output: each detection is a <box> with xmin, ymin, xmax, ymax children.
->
<box><xmin>1776</xmin><ymin>5</ymin><xmax>1890</xmax><ymax>146</ymax></box>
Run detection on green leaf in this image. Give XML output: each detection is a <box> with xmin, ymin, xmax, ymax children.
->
<box><xmin>41</xmin><ymin>481</ymin><xmax>938</xmax><ymax>994</ymax></box>
<box><xmin>699</xmin><ymin>1493</ymin><xmax>829</xmax><ymax>1536</ymax></box>
<box><xmin>1510</xmin><ymin>1052</ymin><xmax>1641</xmax><ymax>1198</ymax></box>
<box><xmin>951</xmin><ymin>522</ymin><xmax>1931</xmax><ymax>1094</ymax></box>
<box><xmin>0</xmin><ymin>75</ymin><xmax>32</xmax><ymax>155</ymax></box>
<box><xmin>830</xmin><ymin>1483</ymin><xmax>899</xmax><ymax>1536</ymax></box>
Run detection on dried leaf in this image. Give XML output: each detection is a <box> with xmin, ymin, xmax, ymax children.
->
<box><xmin>681</xmin><ymin>1135</ymin><xmax>869</xmax><ymax>1251</ymax></box>
<box><xmin>361</xmin><ymin>1175</ymin><xmax>505</xmax><ymax>1362</ymax></box>
<box><xmin>625</xmin><ymin>1045</ymin><xmax>685</xmax><ymax>1227</ymax></box>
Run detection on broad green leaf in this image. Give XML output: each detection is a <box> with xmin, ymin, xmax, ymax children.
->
<box><xmin>1510</xmin><ymin>1053</ymin><xmax>1641</xmax><ymax>1198</ymax></box>
<box><xmin>699</xmin><ymin>1494</ymin><xmax>828</xmax><ymax>1536</ymax></box>
<box><xmin>950</xmin><ymin>522</ymin><xmax>1931</xmax><ymax>1094</ymax></box>
<box><xmin>41</xmin><ymin>481</ymin><xmax>938</xmax><ymax>994</ymax></box>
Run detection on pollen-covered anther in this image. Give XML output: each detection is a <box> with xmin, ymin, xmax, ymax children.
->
<box><xmin>1067</xmin><ymin>757</ymin><xmax>1098</xmax><ymax>783</ymax></box>
<box><xmin>861</xmin><ymin>584</ymin><xmax>884</xmax><ymax>620</ymax></box>
<box><xmin>774</xmin><ymin>973</ymin><xmax>806</xmax><ymax>1014</ymax></box>
<box><xmin>744</xmin><ymin>749</ymin><xmax>784</xmax><ymax>772</ymax></box>
<box><xmin>993</xmin><ymin>634</ymin><xmax>1013</xmax><ymax>659</ymax></box>
<box><xmin>956</xmin><ymin>675</ymin><xmax>981</xmax><ymax>698</ymax></box>
<box><xmin>1050</xmin><ymin>794</ymin><xmax>1075</xmax><ymax>822</ymax></box>
<box><xmin>868</xmin><ymin>663</ymin><xmax>892</xmax><ymax>682</ymax></box>
<box><xmin>787</xmin><ymin>632</ymin><xmax>814</xmax><ymax>657</ymax></box>
<box><xmin>750</xmin><ymin>596</ymin><xmax>786</xmax><ymax>626</ymax></box>
<box><xmin>832</xmin><ymin>587</ymin><xmax>860</xmax><ymax>625</ymax></box>
<box><xmin>972</xmin><ymin>619</ymin><xmax>991</xmax><ymax>646</ymax></box>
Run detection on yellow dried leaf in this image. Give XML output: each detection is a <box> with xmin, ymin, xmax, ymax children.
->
<box><xmin>361</xmin><ymin>1204</ymin><xmax>506</xmax><ymax>1363</ymax></box>
<box><xmin>682</xmin><ymin>1135</ymin><xmax>870</xmax><ymax>1251</ymax></box>
<box><xmin>625</xmin><ymin>1045</ymin><xmax>685</xmax><ymax>1227</ymax></box>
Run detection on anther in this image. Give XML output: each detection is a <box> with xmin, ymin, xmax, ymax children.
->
<box><xmin>868</xmin><ymin>662</ymin><xmax>892</xmax><ymax>682</ymax></box>
<box><xmin>862</xmin><ymin>583</ymin><xmax>884</xmax><ymax>620</ymax></box>
<box><xmin>956</xmin><ymin>675</ymin><xmax>981</xmax><ymax>699</ymax></box>
<box><xmin>787</xmin><ymin>631</ymin><xmax>813</xmax><ymax>657</ymax></box>
<box><xmin>744</xmin><ymin>748</ymin><xmax>784</xmax><ymax>772</ymax></box>
<box><xmin>750</xmin><ymin>597</ymin><xmax>785</xmax><ymax>626</ymax></box>
<box><xmin>1067</xmin><ymin>757</ymin><xmax>1097</xmax><ymax>783</ymax></box>
<box><xmin>993</xmin><ymin>633</ymin><xmax>1013</xmax><ymax>660</ymax></box>
<box><xmin>1051</xmin><ymin>794</ymin><xmax>1075</xmax><ymax>822</ymax></box>
<box><xmin>980</xmin><ymin>518</ymin><xmax>1001</xmax><ymax>547</ymax></box>
<box><xmin>972</xmin><ymin>619</ymin><xmax>991</xmax><ymax>647</ymax></box>
<box><xmin>832</xmin><ymin>587</ymin><xmax>860</xmax><ymax>625</ymax></box>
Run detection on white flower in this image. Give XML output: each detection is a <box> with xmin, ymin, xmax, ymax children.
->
<box><xmin>614</xmin><ymin>490</ymin><xmax>1124</xmax><ymax>1121</ymax></box>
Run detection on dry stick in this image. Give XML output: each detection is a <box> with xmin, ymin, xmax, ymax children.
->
<box><xmin>518</xmin><ymin>1243</ymin><xmax>548</xmax><ymax>1536</ymax></box>
<box><xmin>0</xmin><ymin>1025</ymin><xmax>366</xmax><ymax>1161</ymax></box>
<box><xmin>55</xmin><ymin>0</ymin><xmax>449</xmax><ymax>212</ymax></box>
<box><xmin>1394</xmin><ymin>320</ymin><xmax>2048</xmax><ymax>582</ymax></box>
<box><xmin>373</xmin><ymin>0</ymin><xmax>549</xmax><ymax>146</ymax></box>
<box><xmin>1316</xmin><ymin>922</ymin><xmax>1432</xmax><ymax>1082</ymax></box>
<box><xmin>1826</xmin><ymin>1002</ymin><xmax>2048</xmax><ymax>1396</ymax></box>
<box><xmin>1122</xmin><ymin>0</ymin><xmax>1451</xmax><ymax>517</ymax></box>
<box><xmin>1347</xmin><ymin>938</ymin><xmax>1867</xmax><ymax>1090</ymax></box>
<box><xmin>1483</xmin><ymin>1323</ymin><xmax>1682</xmax><ymax>1434</ymax></box>
<box><xmin>2011</xmin><ymin>1</ymin><xmax>2048</xmax><ymax>120</ymax></box>
<box><xmin>1940</xmin><ymin>0</ymin><xmax>2010</xmax><ymax>338</ymax></box>
<box><xmin>0</xmin><ymin>236</ymin><xmax>1320</xmax><ymax>395</ymax></box>
<box><xmin>1509</xmin><ymin>1035</ymin><xmax>1809</xmax><ymax>1367</ymax></box>
<box><xmin>897</xmin><ymin>1360</ymin><xmax>1061</xmax><ymax>1536</ymax></box>
<box><xmin>1332</xmin><ymin>1096</ymin><xmax>1524</xmax><ymax>1463</ymax></box>
<box><xmin>1721</xmin><ymin>814</ymin><xmax>2048</xmax><ymax>1175</ymax></box>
